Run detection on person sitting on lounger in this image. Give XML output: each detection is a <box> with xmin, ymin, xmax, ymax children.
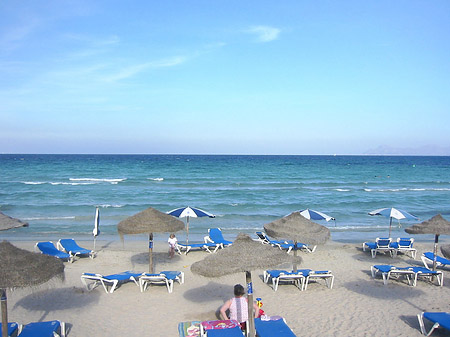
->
<box><xmin>219</xmin><ymin>284</ymin><xmax>259</xmax><ymax>330</ymax></box>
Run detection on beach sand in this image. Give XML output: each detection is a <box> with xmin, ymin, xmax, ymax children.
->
<box><xmin>5</xmin><ymin>238</ymin><xmax>450</xmax><ymax>337</ymax></box>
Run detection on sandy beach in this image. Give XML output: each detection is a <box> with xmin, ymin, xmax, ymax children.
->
<box><xmin>5</xmin><ymin>238</ymin><xmax>450</xmax><ymax>337</ymax></box>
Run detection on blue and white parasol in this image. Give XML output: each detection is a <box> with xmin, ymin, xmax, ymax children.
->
<box><xmin>369</xmin><ymin>207</ymin><xmax>418</xmax><ymax>237</ymax></box>
<box><xmin>167</xmin><ymin>206</ymin><xmax>215</xmax><ymax>244</ymax></box>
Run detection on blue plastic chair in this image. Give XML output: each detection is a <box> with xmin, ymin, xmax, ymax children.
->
<box><xmin>418</xmin><ymin>312</ymin><xmax>450</xmax><ymax>336</ymax></box>
<box><xmin>255</xmin><ymin>317</ymin><xmax>297</xmax><ymax>337</ymax></box>
<box><xmin>35</xmin><ymin>241</ymin><xmax>73</xmax><ymax>262</ymax></box>
<box><xmin>18</xmin><ymin>320</ymin><xmax>65</xmax><ymax>337</ymax></box>
<box><xmin>0</xmin><ymin>322</ymin><xmax>19</xmax><ymax>337</ymax></box>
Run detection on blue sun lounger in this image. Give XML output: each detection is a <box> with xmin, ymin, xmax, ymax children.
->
<box><xmin>421</xmin><ymin>252</ymin><xmax>450</xmax><ymax>270</ymax></box>
<box><xmin>176</xmin><ymin>242</ymin><xmax>220</xmax><ymax>255</ymax></box>
<box><xmin>255</xmin><ymin>317</ymin><xmax>297</xmax><ymax>337</ymax></box>
<box><xmin>278</xmin><ymin>241</ymin><xmax>316</xmax><ymax>253</ymax></box>
<box><xmin>81</xmin><ymin>271</ymin><xmax>141</xmax><ymax>293</ymax></box>
<box><xmin>139</xmin><ymin>271</ymin><xmax>184</xmax><ymax>293</ymax></box>
<box><xmin>204</xmin><ymin>228</ymin><xmax>233</xmax><ymax>247</ymax></box>
<box><xmin>263</xmin><ymin>270</ymin><xmax>306</xmax><ymax>291</ymax></box>
<box><xmin>18</xmin><ymin>320</ymin><xmax>65</xmax><ymax>337</ymax></box>
<box><xmin>35</xmin><ymin>241</ymin><xmax>73</xmax><ymax>263</ymax></box>
<box><xmin>417</xmin><ymin>312</ymin><xmax>450</xmax><ymax>336</ymax></box>
<box><xmin>57</xmin><ymin>239</ymin><xmax>95</xmax><ymax>259</ymax></box>
<box><xmin>362</xmin><ymin>238</ymin><xmax>394</xmax><ymax>258</ymax></box>
<box><xmin>255</xmin><ymin>232</ymin><xmax>286</xmax><ymax>247</ymax></box>
<box><xmin>371</xmin><ymin>265</ymin><xmax>443</xmax><ymax>286</ymax></box>
<box><xmin>0</xmin><ymin>322</ymin><xmax>19</xmax><ymax>337</ymax></box>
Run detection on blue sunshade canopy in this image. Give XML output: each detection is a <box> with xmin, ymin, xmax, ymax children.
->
<box><xmin>299</xmin><ymin>209</ymin><xmax>335</xmax><ymax>222</ymax></box>
<box><xmin>369</xmin><ymin>207</ymin><xmax>418</xmax><ymax>220</ymax></box>
<box><xmin>167</xmin><ymin>206</ymin><xmax>215</xmax><ymax>218</ymax></box>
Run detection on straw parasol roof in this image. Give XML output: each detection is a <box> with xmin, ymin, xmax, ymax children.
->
<box><xmin>191</xmin><ymin>233</ymin><xmax>302</xmax><ymax>277</ymax></box>
<box><xmin>0</xmin><ymin>241</ymin><xmax>64</xmax><ymax>337</ymax></box>
<box><xmin>405</xmin><ymin>214</ymin><xmax>450</xmax><ymax>236</ymax></box>
<box><xmin>405</xmin><ymin>214</ymin><xmax>450</xmax><ymax>270</ymax></box>
<box><xmin>0</xmin><ymin>241</ymin><xmax>64</xmax><ymax>288</ymax></box>
<box><xmin>0</xmin><ymin>212</ymin><xmax>29</xmax><ymax>231</ymax></box>
<box><xmin>191</xmin><ymin>233</ymin><xmax>301</xmax><ymax>337</ymax></box>
<box><xmin>118</xmin><ymin>207</ymin><xmax>184</xmax><ymax>236</ymax></box>
<box><xmin>117</xmin><ymin>207</ymin><xmax>184</xmax><ymax>273</ymax></box>
<box><xmin>264</xmin><ymin>211</ymin><xmax>330</xmax><ymax>245</ymax></box>
<box><xmin>441</xmin><ymin>245</ymin><xmax>450</xmax><ymax>259</ymax></box>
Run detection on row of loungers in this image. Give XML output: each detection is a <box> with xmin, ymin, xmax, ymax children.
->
<box><xmin>362</xmin><ymin>237</ymin><xmax>417</xmax><ymax>258</ymax></box>
<box><xmin>80</xmin><ymin>270</ymin><xmax>185</xmax><ymax>293</ymax></box>
<box><xmin>264</xmin><ymin>269</ymin><xmax>334</xmax><ymax>291</ymax></box>
<box><xmin>371</xmin><ymin>265</ymin><xmax>444</xmax><ymax>287</ymax></box>
<box><xmin>176</xmin><ymin>229</ymin><xmax>318</xmax><ymax>255</ymax></box>
<box><xmin>35</xmin><ymin>239</ymin><xmax>95</xmax><ymax>262</ymax></box>
<box><xmin>0</xmin><ymin>320</ymin><xmax>65</xmax><ymax>337</ymax></box>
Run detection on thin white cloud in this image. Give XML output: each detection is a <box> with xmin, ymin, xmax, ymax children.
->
<box><xmin>246</xmin><ymin>25</ymin><xmax>281</xmax><ymax>43</ymax></box>
<box><xmin>103</xmin><ymin>56</ymin><xmax>187</xmax><ymax>82</ymax></box>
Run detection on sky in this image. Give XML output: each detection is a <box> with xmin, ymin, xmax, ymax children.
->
<box><xmin>1</xmin><ymin>1</ymin><xmax>449</xmax><ymax>155</ymax></box>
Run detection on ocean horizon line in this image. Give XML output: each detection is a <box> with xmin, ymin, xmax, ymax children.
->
<box><xmin>2</xmin><ymin>153</ymin><xmax>449</xmax><ymax>157</ymax></box>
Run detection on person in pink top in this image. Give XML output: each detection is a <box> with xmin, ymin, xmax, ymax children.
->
<box><xmin>219</xmin><ymin>284</ymin><xmax>259</xmax><ymax>330</ymax></box>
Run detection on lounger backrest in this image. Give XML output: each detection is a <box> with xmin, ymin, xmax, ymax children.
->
<box><xmin>397</xmin><ymin>238</ymin><xmax>413</xmax><ymax>248</ymax></box>
<box><xmin>59</xmin><ymin>239</ymin><xmax>81</xmax><ymax>251</ymax></box>
<box><xmin>256</xmin><ymin>232</ymin><xmax>266</xmax><ymax>240</ymax></box>
<box><xmin>37</xmin><ymin>241</ymin><xmax>60</xmax><ymax>253</ymax></box>
<box><xmin>376</xmin><ymin>238</ymin><xmax>391</xmax><ymax>248</ymax></box>
<box><xmin>209</xmin><ymin>228</ymin><xmax>225</xmax><ymax>242</ymax></box>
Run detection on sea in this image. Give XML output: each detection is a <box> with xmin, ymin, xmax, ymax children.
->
<box><xmin>1</xmin><ymin>154</ymin><xmax>449</xmax><ymax>244</ymax></box>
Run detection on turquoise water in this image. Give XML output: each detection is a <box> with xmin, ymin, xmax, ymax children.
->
<box><xmin>1</xmin><ymin>154</ymin><xmax>449</xmax><ymax>243</ymax></box>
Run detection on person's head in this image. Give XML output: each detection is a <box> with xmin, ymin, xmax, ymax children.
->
<box><xmin>170</xmin><ymin>233</ymin><xmax>175</xmax><ymax>239</ymax></box>
<box><xmin>234</xmin><ymin>284</ymin><xmax>245</xmax><ymax>297</ymax></box>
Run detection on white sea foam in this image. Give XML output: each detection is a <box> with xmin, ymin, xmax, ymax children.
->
<box><xmin>98</xmin><ymin>204</ymin><xmax>123</xmax><ymax>208</ymax></box>
<box><xmin>335</xmin><ymin>188</ymin><xmax>350</xmax><ymax>192</ymax></box>
<box><xmin>70</xmin><ymin>178</ymin><xmax>126</xmax><ymax>184</ymax></box>
<box><xmin>365</xmin><ymin>187</ymin><xmax>450</xmax><ymax>192</ymax></box>
<box><xmin>148</xmin><ymin>178</ymin><xmax>164</xmax><ymax>181</ymax></box>
<box><xmin>23</xmin><ymin>216</ymin><xmax>76</xmax><ymax>221</ymax></box>
<box><xmin>22</xmin><ymin>181</ymin><xmax>45</xmax><ymax>185</ymax></box>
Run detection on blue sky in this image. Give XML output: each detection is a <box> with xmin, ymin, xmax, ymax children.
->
<box><xmin>1</xmin><ymin>1</ymin><xmax>449</xmax><ymax>155</ymax></box>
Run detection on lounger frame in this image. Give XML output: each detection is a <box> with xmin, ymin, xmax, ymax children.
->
<box><xmin>417</xmin><ymin>312</ymin><xmax>450</xmax><ymax>336</ymax></box>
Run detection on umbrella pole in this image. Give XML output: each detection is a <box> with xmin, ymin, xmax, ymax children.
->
<box><xmin>1</xmin><ymin>288</ymin><xmax>8</xmax><ymax>337</ymax></box>
<box><xmin>186</xmin><ymin>216</ymin><xmax>190</xmax><ymax>246</ymax></box>
<box><xmin>433</xmin><ymin>234</ymin><xmax>439</xmax><ymax>271</ymax></box>
<box><xmin>293</xmin><ymin>240</ymin><xmax>298</xmax><ymax>272</ymax></box>
<box><xmin>246</xmin><ymin>271</ymin><xmax>255</xmax><ymax>337</ymax></box>
<box><xmin>149</xmin><ymin>233</ymin><xmax>154</xmax><ymax>273</ymax></box>
<box><xmin>389</xmin><ymin>217</ymin><xmax>392</xmax><ymax>237</ymax></box>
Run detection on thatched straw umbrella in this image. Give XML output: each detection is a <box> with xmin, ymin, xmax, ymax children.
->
<box><xmin>117</xmin><ymin>207</ymin><xmax>184</xmax><ymax>273</ymax></box>
<box><xmin>441</xmin><ymin>245</ymin><xmax>450</xmax><ymax>259</ymax></box>
<box><xmin>264</xmin><ymin>211</ymin><xmax>330</xmax><ymax>271</ymax></box>
<box><xmin>0</xmin><ymin>241</ymin><xmax>64</xmax><ymax>337</ymax></box>
<box><xmin>0</xmin><ymin>211</ymin><xmax>28</xmax><ymax>231</ymax></box>
<box><xmin>405</xmin><ymin>214</ymin><xmax>450</xmax><ymax>270</ymax></box>
<box><xmin>191</xmin><ymin>233</ymin><xmax>302</xmax><ymax>337</ymax></box>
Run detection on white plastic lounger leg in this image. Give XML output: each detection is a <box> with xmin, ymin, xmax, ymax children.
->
<box><xmin>371</xmin><ymin>249</ymin><xmax>377</xmax><ymax>258</ymax></box>
<box><xmin>272</xmin><ymin>277</ymin><xmax>279</xmax><ymax>291</ymax></box>
<box><xmin>418</xmin><ymin>312</ymin><xmax>441</xmax><ymax>336</ymax></box>
<box><xmin>263</xmin><ymin>271</ymin><xmax>270</xmax><ymax>283</ymax></box>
